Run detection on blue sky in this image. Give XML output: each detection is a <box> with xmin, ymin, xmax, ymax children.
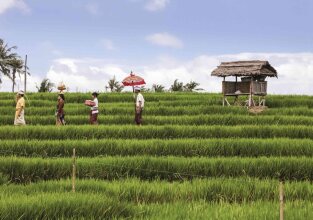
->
<box><xmin>1</xmin><ymin>0</ymin><xmax>313</xmax><ymax>93</ymax></box>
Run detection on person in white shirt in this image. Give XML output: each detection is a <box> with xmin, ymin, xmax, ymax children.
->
<box><xmin>90</xmin><ymin>92</ymin><xmax>99</xmax><ymax>125</ymax></box>
<box><xmin>134</xmin><ymin>86</ymin><xmax>144</xmax><ymax>126</ymax></box>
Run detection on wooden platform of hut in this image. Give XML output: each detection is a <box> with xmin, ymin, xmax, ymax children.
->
<box><xmin>211</xmin><ymin>60</ymin><xmax>277</xmax><ymax>107</ymax></box>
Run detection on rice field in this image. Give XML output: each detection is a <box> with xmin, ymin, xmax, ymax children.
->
<box><xmin>0</xmin><ymin>92</ymin><xmax>313</xmax><ymax>219</ymax></box>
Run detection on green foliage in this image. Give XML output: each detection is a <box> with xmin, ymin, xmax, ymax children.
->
<box><xmin>0</xmin><ymin>91</ymin><xmax>313</xmax><ymax>219</ymax></box>
<box><xmin>1</xmin><ymin>156</ymin><xmax>313</xmax><ymax>182</ymax></box>
<box><xmin>1</xmin><ymin>138</ymin><xmax>313</xmax><ymax>158</ymax></box>
<box><xmin>36</xmin><ymin>78</ymin><xmax>55</xmax><ymax>93</ymax></box>
<box><xmin>184</xmin><ymin>80</ymin><xmax>203</xmax><ymax>92</ymax></box>
<box><xmin>152</xmin><ymin>84</ymin><xmax>165</xmax><ymax>92</ymax></box>
<box><xmin>2</xmin><ymin>178</ymin><xmax>313</xmax><ymax>202</ymax></box>
<box><xmin>170</xmin><ymin>79</ymin><xmax>184</xmax><ymax>91</ymax></box>
<box><xmin>1</xmin><ymin>125</ymin><xmax>313</xmax><ymax>140</ymax></box>
<box><xmin>7</xmin><ymin>58</ymin><xmax>25</xmax><ymax>93</ymax></box>
<box><xmin>0</xmin><ymin>39</ymin><xmax>18</xmax><ymax>84</ymax></box>
<box><xmin>139</xmin><ymin>201</ymin><xmax>313</xmax><ymax>220</ymax></box>
<box><xmin>3</xmin><ymin>114</ymin><xmax>313</xmax><ymax>126</ymax></box>
<box><xmin>106</xmin><ymin>75</ymin><xmax>124</xmax><ymax>92</ymax></box>
<box><xmin>0</xmin><ymin>173</ymin><xmax>9</xmax><ymax>185</ymax></box>
<box><xmin>170</xmin><ymin>80</ymin><xmax>202</xmax><ymax>92</ymax></box>
<box><xmin>0</xmin><ymin>193</ymin><xmax>135</xmax><ymax>220</ymax></box>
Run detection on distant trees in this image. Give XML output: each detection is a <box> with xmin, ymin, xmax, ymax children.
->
<box><xmin>123</xmin><ymin>80</ymin><xmax>203</xmax><ymax>93</ymax></box>
<box><xmin>0</xmin><ymin>38</ymin><xmax>29</xmax><ymax>92</ymax></box>
<box><xmin>8</xmin><ymin>58</ymin><xmax>25</xmax><ymax>93</ymax></box>
<box><xmin>152</xmin><ymin>84</ymin><xmax>165</xmax><ymax>93</ymax></box>
<box><xmin>0</xmin><ymin>39</ymin><xmax>16</xmax><ymax>84</ymax></box>
<box><xmin>107</xmin><ymin>76</ymin><xmax>124</xmax><ymax>92</ymax></box>
<box><xmin>184</xmin><ymin>81</ymin><xmax>203</xmax><ymax>92</ymax></box>
<box><xmin>36</xmin><ymin>78</ymin><xmax>55</xmax><ymax>92</ymax></box>
<box><xmin>140</xmin><ymin>87</ymin><xmax>152</xmax><ymax>92</ymax></box>
<box><xmin>170</xmin><ymin>79</ymin><xmax>202</xmax><ymax>92</ymax></box>
<box><xmin>170</xmin><ymin>79</ymin><xmax>184</xmax><ymax>92</ymax></box>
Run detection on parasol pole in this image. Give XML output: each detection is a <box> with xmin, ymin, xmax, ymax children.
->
<box><xmin>24</xmin><ymin>55</ymin><xmax>27</xmax><ymax>93</ymax></box>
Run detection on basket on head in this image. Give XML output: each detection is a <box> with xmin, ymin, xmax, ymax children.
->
<box><xmin>57</xmin><ymin>82</ymin><xmax>67</xmax><ymax>91</ymax></box>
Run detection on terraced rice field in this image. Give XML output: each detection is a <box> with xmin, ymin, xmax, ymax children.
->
<box><xmin>0</xmin><ymin>92</ymin><xmax>313</xmax><ymax>219</ymax></box>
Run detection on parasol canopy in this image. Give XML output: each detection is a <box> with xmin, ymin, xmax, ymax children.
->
<box><xmin>122</xmin><ymin>71</ymin><xmax>146</xmax><ymax>87</ymax></box>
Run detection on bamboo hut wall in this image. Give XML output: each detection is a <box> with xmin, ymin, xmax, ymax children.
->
<box><xmin>222</xmin><ymin>81</ymin><xmax>267</xmax><ymax>95</ymax></box>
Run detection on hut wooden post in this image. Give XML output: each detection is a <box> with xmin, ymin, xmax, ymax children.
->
<box><xmin>222</xmin><ymin>77</ymin><xmax>225</xmax><ymax>106</ymax></box>
<box><xmin>248</xmin><ymin>79</ymin><xmax>252</xmax><ymax>107</ymax></box>
<box><xmin>24</xmin><ymin>55</ymin><xmax>27</xmax><ymax>93</ymax></box>
<box><xmin>234</xmin><ymin>76</ymin><xmax>238</xmax><ymax>105</ymax></box>
<box><xmin>279</xmin><ymin>181</ymin><xmax>284</xmax><ymax>220</ymax></box>
<box><xmin>72</xmin><ymin>148</ymin><xmax>76</xmax><ymax>193</ymax></box>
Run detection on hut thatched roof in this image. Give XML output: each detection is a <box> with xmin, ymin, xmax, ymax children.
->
<box><xmin>211</xmin><ymin>60</ymin><xmax>277</xmax><ymax>77</ymax></box>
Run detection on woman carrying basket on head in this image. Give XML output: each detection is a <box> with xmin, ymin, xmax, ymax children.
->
<box><xmin>56</xmin><ymin>92</ymin><xmax>65</xmax><ymax>125</ymax></box>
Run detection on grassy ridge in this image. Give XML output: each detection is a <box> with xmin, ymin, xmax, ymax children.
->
<box><xmin>2</xmin><ymin>178</ymin><xmax>313</xmax><ymax>202</ymax></box>
<box><xmin>1</xmin><ymin>105</ymin><xmax>313</xmax><ymax>116</ymax></box>
<box><xmin>138</xmin><ymin>201</ymin><xmax>313</xmax><ymax>220</ymax></box>
<box><xmin>0</xmin><ymin>193</ymin><xmax>311</xmax><ymax>219</ymax></box>
<box><xmin>1</xmin><ymin>91</ymin><xmax>313</xmax><ymax>219</ymax></box>
<box><xmin>1</xmin><ymin>125</ymin><xmax>313</xmax><ymax>139</ymax></box>
<box><xmin>3</xmin><ymin>114</ymin><xmax>313</xmax><ymax>126</ymax></box>
<box><xmin>0</xmin><ymin>93</ymin><xmax>222</xmax><ymax>103</ymax></box>
<box><xmin>1</xmin><ymin>156</ymin><xmax>313</xmax><ymax>182</ymax></box>
<box><xmin>0</xmin><ymin>192</ymin><xmax>134</xmax><ymax>220</ymax></box>
<box><xmin>1</xmin><ymin>138</ymin><xmax>313</xmax><ymax>157</ymax></box>
<box><xmin>1</xmin><ymin>92</ymin><xmax>313</xmax><ymax>108</ymax></box>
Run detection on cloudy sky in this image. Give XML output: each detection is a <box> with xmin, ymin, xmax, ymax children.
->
<box><xmin>0</xmin><ymin>0</ymin><xmax>313</xmax><ymax>94</ymax></box>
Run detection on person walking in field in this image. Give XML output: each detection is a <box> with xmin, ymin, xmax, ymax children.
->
<box><xmin>56</xmin><ymin>92</ymin><xmax>65</xmax><ymax>125</ymax></box>
<box><xmin>134</xmin><ymin>86</ymin><xmax>144</xmax><ymax>126</ymax></box>
<box><xmin>14</xmin><ymin>90</ymin><xmax>26</xmax><ymax>126</ymax></box>
<box><xmin>90</xmin><ymin>92</ymin><xmax>99</xmax><ymax>125</ymax></box>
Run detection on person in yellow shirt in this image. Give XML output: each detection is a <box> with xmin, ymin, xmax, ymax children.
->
<box><xmin>14</xmin><ymin>90</ymin><xmax>26</xmax><ymax>126</ymax></box>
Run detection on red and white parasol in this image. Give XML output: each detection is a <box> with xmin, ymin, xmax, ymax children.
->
<box><xmin>122</xmin><ymin>71</ymin><xmax>146</xmax><ymax>92</ymax></box>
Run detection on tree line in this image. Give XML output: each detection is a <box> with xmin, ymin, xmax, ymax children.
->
<box><xmin>33</xmin><ymin>75</ymin><xmax>203</xmax><ymax>93</ymax></box>
<box><xmin>0</xmin><ymin>39</ymin><xmax>30</xmax><ymax>92</ymax></box>
<box><xmin>107</xmin><ymin>77</ymin><xmax>203</xmax><ymax>93</ymax></box>
<box><xmin>1</xmin><ymin>39</ymin><xmax>203</xmax><ymax>93</ymax></box>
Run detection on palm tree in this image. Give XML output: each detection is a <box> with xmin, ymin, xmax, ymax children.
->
<box><xmin>36</xmin><ymin>78</ymin><xmax>55</xmax><ymax>92</ymax></box>
<box><xmin>170</xmin><ymin>79</ymin><xmax>184</xmax><ymax>92</ymax></box>
<box><xmin>8</xmin><ymin>58</ymin><xmax>24</xmax><ymax>93</ymax></box>
<box><xmin>140</xmin><ymin>87</ymin><xmax>151</xmax><ymax>92</ymax></box>
<box><xmin>107</xmin><ymin>76</ymin><xmax>124</xmax><ymax>92</ymax></box>
<box><xmin>152</xmin><ymin>84</ymin><xmax>165</xmax><ymax>92</ymax></box>
<box><xmin>0</xmin><ymin>39</ymin><xmax>19</xmax><ymax>84</ymax></box>
<box><xmin>184</xmin><ymin>80</ymin><xmax>203</xmax><ymax>92</ymax></box>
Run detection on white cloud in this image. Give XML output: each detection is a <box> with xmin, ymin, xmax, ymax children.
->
<box><xmin>2</xmin><ymin>53</ymin><xmax>313</xmax><ymax>95</ymax></box>
<box><xmin>0</xmin><ymin>0</ymin><xmax>30</xmax><ymax>15</ymax></box>
<box><xmin>145</xmin><ymin>0</ymin><xmax>170</xmax><ymax>11</ymax></box>
<box><xmin>45</xmin><ymin>58</ymin><xmax>127</xmax><ymax>92</ymax></box>
<box><xmin>100</xmin><ymin>39</ymin><xmax>116</xmax><ymax>51</ymax></box>
<box><xmin>146</xmin><ymin>32</ymin><xmax>183</xmax><ymax>49</ymax></box>
<box><xmin>0</xmin><ymin>74</ymin><xmax>41</xmax><ymax>92</ymax></box>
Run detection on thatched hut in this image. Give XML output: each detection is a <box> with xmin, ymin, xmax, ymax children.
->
<box><xmin>211</xmin><ymin>60</ymin><xmax>277</xmax><ymax>107</ymax></box>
